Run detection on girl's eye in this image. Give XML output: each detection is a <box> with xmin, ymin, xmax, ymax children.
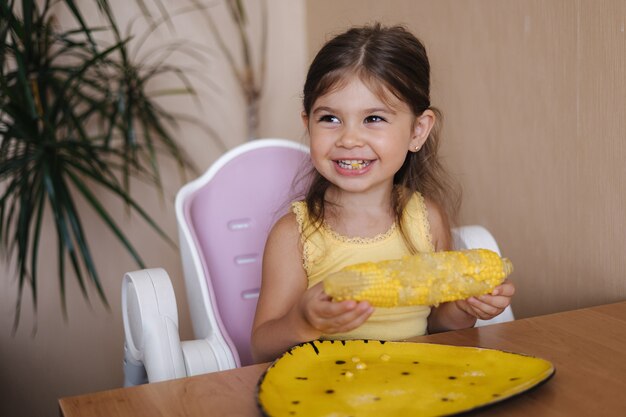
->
<box><xmin>318</xmin><ymin>115</ymin><xmax>340</xmax><ymax>123</ymax></box>
<box><xmin>364</xmin><ymin>115</ymin><xmax>386</xmax><ymax>123</ymax></box>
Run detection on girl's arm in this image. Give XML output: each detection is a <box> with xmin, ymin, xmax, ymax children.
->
<box><xmin>424</xmin><ymin>198</ymin><xmax>515</xmax><ymax>333</ymax></box>
<box><xmin>251</xmin><ymin>213</ymin><xmax>373</xmax><ymax>363</ymax></box>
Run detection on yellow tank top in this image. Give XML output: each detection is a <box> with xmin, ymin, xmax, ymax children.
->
<box><xmin>292</xmin><ymin>192</ymin><xmax>435</xmax><ymax>341</ymax></box>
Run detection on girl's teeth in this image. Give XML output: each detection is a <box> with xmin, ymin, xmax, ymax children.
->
<box><xmin>337</xmin><ymin>160</ymin><xmax>370</xmax><ymax>170</ymax></box>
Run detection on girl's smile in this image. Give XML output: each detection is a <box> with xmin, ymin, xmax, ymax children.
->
<box><xmin>335</xmin><ymin>159</ymin><xmax>373</xmax><ymax>174</ymax></box>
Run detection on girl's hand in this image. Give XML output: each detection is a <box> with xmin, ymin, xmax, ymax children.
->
<box><xmin>299</xmin><ymin>282</ymin><xmax>374</xmax><ymax>335</ymax></box>
<box><xmin>454</xmin><ymin>279</ymin><xmax>516</xmax><ymax>321</ymax></box>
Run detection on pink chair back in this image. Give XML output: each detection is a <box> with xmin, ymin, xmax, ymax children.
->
<box><xmin>179</xmin><ymin>140</ymin><xmax>310</xmax><ymax>366</ymax></box>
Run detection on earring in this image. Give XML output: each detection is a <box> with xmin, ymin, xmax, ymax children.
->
<box><xmin>414</xmin><ymin>145</ymin><xmax>421</xmax><ymax>152</ymax></box>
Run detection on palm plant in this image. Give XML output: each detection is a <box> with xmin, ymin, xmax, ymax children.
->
<box><xmin>195</xmin><ymin>0</ymin><xmax>267</xmax><ymax>140</ymax></box>
<box><xmin>0</xmin><ymin>0</ymin><xmax>218</xmax><ymax>329</ymax></box>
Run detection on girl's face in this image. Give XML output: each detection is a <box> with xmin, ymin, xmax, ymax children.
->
<box><xmin>303</xmin><ymin>75</ymin><xmax>433</xmax><ymax>198</ymax></box>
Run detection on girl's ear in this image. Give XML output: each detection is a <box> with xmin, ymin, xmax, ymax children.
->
<box><xmin>409</xmin><ymin>109</ymin><xmax>436</xmax><ymax>152</ymax></box>
<box><xmin>301</xmin><ymin>111</ymin><xmax>309</xmax><ymax>129</ymax></box>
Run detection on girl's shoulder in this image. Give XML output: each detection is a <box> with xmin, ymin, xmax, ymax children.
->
<box><xmin>265</xmin><ymin>210</ymin><xmax>302</xmax><ymax>259</ymax></box>
<box><xmin>269</xmin><ymin>200</ymin><xmax>314</xmax><ymax>245</ymax></box>
<box><xmin>270</xmin><ymin>210</ymin><xmax>300</xmax><ymax>239</ymax></box>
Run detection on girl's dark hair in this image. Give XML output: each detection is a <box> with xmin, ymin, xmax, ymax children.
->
<box><xmin>302</xmin><ymin>23</ymin><xmax>460</xmax><ymax>253</ymax></box>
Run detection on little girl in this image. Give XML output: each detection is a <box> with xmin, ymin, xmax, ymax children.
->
<box><xmin>251</xmin><ymin>23</ymin><xmax>514</xmax><ymax>363</ymax></box>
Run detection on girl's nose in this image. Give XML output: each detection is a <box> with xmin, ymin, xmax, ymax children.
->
<box><xmin>336</xmin><ymin>127</ymin><xmax>364</xmax><ymax>148</ymax></box>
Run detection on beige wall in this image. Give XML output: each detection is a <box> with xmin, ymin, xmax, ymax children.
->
<box><xmin>0</xmin><ymin>1</ymin><xmax>308</xmax><ymax>416</ymax></box>
<box><xmin>2</xmin><ymin>1</ymin><xmax>625</xmax><ymax>416</ymax></box>
<box><xmin>306</xmin><ymin>0</ymin><xmax>626</xmax><ymax>318</ymax></box>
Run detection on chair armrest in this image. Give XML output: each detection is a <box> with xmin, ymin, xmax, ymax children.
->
<box><xmin>123</xmin><ymin>342</ymin><xmax>147</xmax><ymax>386</ymax></box>
<box><xmin>122</xmin><ymin>268</ymin><xmax>187</xmax><ymax>384</ymax></box>
<box><xmin>452</xmin><ymin>225</ymin><xmax>502</xmax><ymax>255</ymax></box>
<box><xmin>181</xmin><ymin>340</ymin><xmax>222</xmax><ymax>376</ymax></box>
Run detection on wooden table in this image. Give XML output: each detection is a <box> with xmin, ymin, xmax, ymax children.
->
<box><xmin>59</xmin><ymin>301</ymin><xmax>626</xmax><ymax>416</ymax></box>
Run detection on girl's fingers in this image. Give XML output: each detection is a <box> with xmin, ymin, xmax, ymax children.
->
<box><xmin>318</xmin><ymin>299</ymin><xmax>358</xmax><ymax>318</ymax></box>
<box><xmin>477</xmin><ymin>294</ymin><xmax>511</xmax><ymax>310</ymax></box>
<box><xmin>492</xmin><ymin>280</ymin><xmax>515</xmax><ymax>297</ymax></box>
<box><xmin>333</xmin><ymin>309</ymin><xmax>373</xmax><ymax>333</ymax></box>
<box><xmin>454</xmin><ymin>299</ymin><xmax>475</xmax><ymax>316</ymax></box>
<box><xmin>468</xmin><ymin>297</ymin><xmax>503</xmax><ymax>319</ymax></box>
<box><xmin>317</xmin><ymin>302</ymin><xmax>374</xmax><ymax>333</ymax></box>
<box><xmin>331</xmin><ymin>301</ymin><xmax>373</xmax><ymax>324</ymax></box>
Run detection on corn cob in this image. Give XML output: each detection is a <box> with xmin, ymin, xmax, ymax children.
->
<box><xmin>323</xmin><ymin>249</ymin><xmax>513</xmax><ymax>307</ymax></box>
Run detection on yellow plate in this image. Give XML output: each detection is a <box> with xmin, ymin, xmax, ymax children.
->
<box><xmin>257</xmin><ymin>340</ymin><xmax>554</xmax><ymax>417</ymax></box>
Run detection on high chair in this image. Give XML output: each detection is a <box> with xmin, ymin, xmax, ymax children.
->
<box><xmin>121</xmin><ymin>139</ymin><xmax>514</xmax><ymax>386</ymax></box>
<box><xmin>122</xmin><ymin>138</ymin><xmax>310</xmax><ymax>386</ymax></box>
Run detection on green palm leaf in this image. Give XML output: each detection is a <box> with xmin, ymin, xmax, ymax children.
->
<box><xmin>1</xmin><ymin>0</ymin><xmax>214</xmax><ymax>328</ymax></box>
